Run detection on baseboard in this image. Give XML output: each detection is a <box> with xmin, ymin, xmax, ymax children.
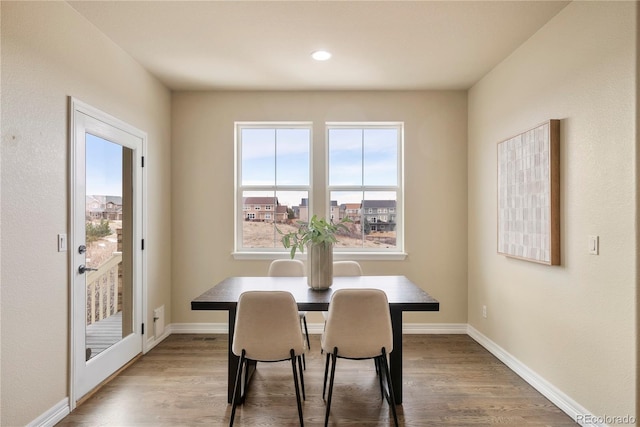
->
<box><xmin>27</xmin><ymin>398</ymin><xmax>69</xmax><ymax>427</ymax></box>
<box><xmin>402</xmin><ymin>322</ymin><xmax>468</xmax><ymax>334</ymax></box>
<box><xmin>168</xmin><ymin>322</ymin><xmax>229</xmax><ymax>334</ymax></box>
<box><xmin>144</xmin><ymin>327</ymin><xmax>173</xmax><ymax>353</ymax></box>
<box><xmin>467</xmin><ymin>325</ymin><xmax>601</xmax><ymax>427</ymax></box>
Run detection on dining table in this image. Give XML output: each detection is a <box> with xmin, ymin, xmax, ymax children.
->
<box><xmin>191</xmin><ymin>275</ymin><xmax>440</xmax><ymax>404</ymax></box>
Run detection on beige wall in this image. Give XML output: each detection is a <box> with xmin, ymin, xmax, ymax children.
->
<box><xmin>468</xmin><ymin>1</ymin><xmax>637</xmax><ymax>420</ymax></box>
<box><xmin>171</xmin><ymin>91</ymin><xmax>468</xmax><ymax>325</ymax></box>
<box><xmin>5</xmin><ymin>0</ymin><xmax>635</xmax><ymax>424</ymax></box>
<box><xmin>1</xmin><ymin>2</ymin><xmax>172</xmax><ymax>425</ymax></box>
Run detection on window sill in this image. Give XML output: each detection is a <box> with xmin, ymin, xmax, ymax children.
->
<box><xmin>232</xmin><ymin>251</ymin><xmax>408</xmax><ymax>261</ymax></box>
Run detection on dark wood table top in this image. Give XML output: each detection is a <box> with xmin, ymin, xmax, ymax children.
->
<box><xmin>191</xmin><ymin>275</ymin><xmax>439</xmax><ymax>312</ymax></box>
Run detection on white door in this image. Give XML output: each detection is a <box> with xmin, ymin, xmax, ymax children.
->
<box><xmin>70</xmin><ymin>98</ymin><xmax>145</xmax><ymax>404</ymax></box>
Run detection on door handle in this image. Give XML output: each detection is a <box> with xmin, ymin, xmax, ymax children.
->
<box><xmin>78</xmin><ymin>264</ymin><xmax>98</xmax><ymax>274</ymax></box>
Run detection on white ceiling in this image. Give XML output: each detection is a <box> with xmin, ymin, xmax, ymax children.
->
<box><xmin>68</xmin><ymin>1</ymin><xmax>570</xmax><ymax>91</ymax></box>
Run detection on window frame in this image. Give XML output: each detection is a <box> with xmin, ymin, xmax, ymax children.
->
<box><xmin>234</xmin><ymin>122</ymin><xmax>313</xmax><ymax>256</ymax></box>
<box><xmin>326</xmin><ymin>122</ymin><xmax>405</xmax><ymax>257</ymax></box>
<box><xmin>233</xmin><ymin>121</ymin><xmax>406</xmax><ymax>260</ymax></box>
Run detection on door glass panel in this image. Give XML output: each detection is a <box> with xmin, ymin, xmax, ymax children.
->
<box><xmin>84</xmin><ymin>133</ymin><xmax>133</xmax><ymax>361</ymax></box>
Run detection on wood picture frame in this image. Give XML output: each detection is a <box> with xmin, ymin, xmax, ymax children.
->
<box><xmin>497</xmin><ymin>120</ymin><xmax>560</xmax><ymax>265</ymax></box>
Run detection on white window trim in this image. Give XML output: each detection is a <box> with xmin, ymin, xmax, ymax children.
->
<box><xmin>233</xmin><ymin>121</ymin><xmax>407</xmax><ymax>261</ymax></box>
<box><xmin>325</xmin><ymin>122</ymin><xmax>405</xmax><ymax>255</ymax></box>
<box><xmin>234</xmin><ymin>122</ymin><xmax>313</xmax><ymax>256</ymax></box>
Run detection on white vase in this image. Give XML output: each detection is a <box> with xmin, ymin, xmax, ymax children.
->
<box><xmin>307</xmin><ymin>242</ymin><xmax>333</xmax><ymax>290</ymax></box>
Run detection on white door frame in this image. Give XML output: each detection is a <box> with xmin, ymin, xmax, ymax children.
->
<box><xmin>69</xmin><ymin>97</ymin><xmax>147</xmax><ymax>409</ymax></box>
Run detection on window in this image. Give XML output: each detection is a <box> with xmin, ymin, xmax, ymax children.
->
<box><xmin>236</xmin><ymin>123</ymin><xmax>311</xmax><ymax>252</ymax></box>
<box><xmin>235</xmin><ymin>121</ymin><xmax>403</xmax><ymax>257</ymax></box>
<box><xmin>327</xmin><ymin>123</ymin><xmax>403</xmax><ymax>252</ymax></box>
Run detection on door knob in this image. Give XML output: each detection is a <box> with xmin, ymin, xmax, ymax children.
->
<box><xmin>78</xmin><ymin>264</ymin><xmax>98</xmax><ymax>274</ymax></box>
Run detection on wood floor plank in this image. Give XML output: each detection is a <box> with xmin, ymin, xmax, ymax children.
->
<box><xmin>57</xmin><ymin>334</ymin><xmax>576</xmax><ymax>426</ymax></box>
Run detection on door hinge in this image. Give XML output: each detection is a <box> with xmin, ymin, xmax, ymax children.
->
<box><xmin>141</xmin><ymin>156</ymin><xmax>145</xmax><ymax>167</ymax></box>
<box><xmin>141</xmin><ymin>239</ymin><xmax>145</xmax><ymax>250</ymax></box>
<box><xmin>142</xmin><ymin>323</ymin><xmax>145</xmax><ymax>335</ymax></box>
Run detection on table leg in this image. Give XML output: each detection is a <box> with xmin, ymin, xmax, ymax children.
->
<box><xmin>389</xmin><ymin>307</ymin><xmax>403</xmax><ymax>404</ymax></box>
<box><xmin>227</xmin><ymin>307</ymin><xmax>257</xmax><ymax>404</ymax></box>
<box><xmin>227</xmin><ymin>308</ymin><xmax>237</xmax><ymax>404</ymax></box>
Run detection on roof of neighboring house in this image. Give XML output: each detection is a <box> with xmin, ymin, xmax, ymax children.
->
<box><xmin>243</xmin><ymin>197</ymin><xmax>279</xmax><ymax>205</ymax></box>
<box><xmin>105</xmin><ymin>196</ymin><xmax>123</xmax><ymax>205</ymax></box>
<box><xmin>276</xmin><ymin>206</ymin><xmax>288</xmax><ymax>214</ymax></box>
<box><xmin>299</xmin><ymin>198</ymin><xmax>308</xmax><ymax>206</ymax></box>
<box><xmin>341</xmin><ymin>203</ymin><xmax>361</xmax><ymax>210</ymax></box>
<box><xmin>86</xmin><ymin>195</ymin><xmax>123</xmax><ymax>212</ymax></box>
<box><xmin>362</xmin><ymin>200</ymin><xmax>397</xmax><ymax>208</ymax></box>
<box><xmin>86</xmin><ymin>195</ymin><xmax>123</xmax><ymax>205</ymax></box>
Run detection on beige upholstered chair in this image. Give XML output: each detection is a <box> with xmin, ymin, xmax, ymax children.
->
<box><xmin>268</xmin><ymin>259</ymin><xmax>311</xmax><ymax>357</ymax></box>
<box><xmin>230</xmin><ymin>291</ymin><xmax>305</xmax><ymax>426</ymax></box>
<box><xmin>321</xmin><ymin>288</ymin><xmax>398</xmax><ymax>427</ymax></box>
<box><xmin>332</xmin><ymin>260</ymin><xmax>363</xmax><ymax>276</ymax></box>
<box><xmin>268</xmin><ymin>259</ymin><xmax>306</xmax><ymax>277</ymax></box>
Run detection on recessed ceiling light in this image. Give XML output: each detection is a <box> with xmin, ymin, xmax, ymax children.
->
<box><xmin>311</xmin><ymin>50</ymin><xmax>332</xmax><ymax>61</ymax></box>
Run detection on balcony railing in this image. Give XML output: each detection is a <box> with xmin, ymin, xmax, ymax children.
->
<box><xmin>86</xmin><ymin>252</ymin><xmax>122</xmax><ymax>325</ymax></box>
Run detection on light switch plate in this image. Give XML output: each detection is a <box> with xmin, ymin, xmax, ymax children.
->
<box><xmin>588</xmin><ymin>235</ymin><xmax>599</xmax><ymax>255</ymax></box>
<box><xmin>58</xmin><ymin>234</ymin><xmax>67</xmax><ymax>252</ymax></box>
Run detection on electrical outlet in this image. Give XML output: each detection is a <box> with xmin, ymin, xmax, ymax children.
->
<box><xmin>482</xmin><ymin>305</ymin><xmax>487</xmax><ymax>319</ymax></box>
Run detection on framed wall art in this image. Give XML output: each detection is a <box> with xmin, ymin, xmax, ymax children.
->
<box><xmin>497</xmin><ymin>119</ymin><xmax>560</xmax><ymax>265</ymax></box>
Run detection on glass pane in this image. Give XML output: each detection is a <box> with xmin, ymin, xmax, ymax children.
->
<box><xmin>241</xmin><ymin>190</ymin><xmax>308</xmax><ymax>249</ymax></box>
<box><xmin>364</xmin><ymin>128</ymin><xmax>398</xmax><ymax>186</ymax></box>
<box><xmin>275</xmin><ymin>190</ymin><xmax>309</xmax><ymax>250</ymax></box>
<box><xmin>84</xmin><ymin>133</ymin><xmax>133</xmax><ymax>360</ymax></box>
<box><xmin>276</xmin><ymin>129</ymin><xmax>310</xmax><ymax>186</ymax></box>
<box><xmin>241</xmin><ymin>128</ymin><xmax>275</xmax><ymax>185</ymax></box>
<box><xmin>242</xmin><ymin>190</ymin><xmax>277</xmax><ymax>248</ymax></box>
<box><xmin>329</xmin><ymin>128</ymin><xmax>362</xmax><ymax>186</ymax></box>
<box><xmin>363</xmin><ymin>191</ymin><xmax>397</xmax><ymax>249</ymax></box>
<box><xmin>277</xmin><ymin>191</ymin><xmax>309</xmax><ymax>224</ymax></box>
<box><xmin>330</xmin><ymin>191</ymin><xmax>364</xmax><ymax>249</ymax></box>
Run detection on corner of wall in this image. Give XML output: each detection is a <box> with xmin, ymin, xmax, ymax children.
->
<box><xmin>635</xmin><ymin>1</ymin><xmax>640</xmax><ymax>419</ymax></box>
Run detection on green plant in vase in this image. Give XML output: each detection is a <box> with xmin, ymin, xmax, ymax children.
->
<box><xmin>278</xmin><ymin>215</ymin><xmax>351</xmax><ymax>290</ymax></box>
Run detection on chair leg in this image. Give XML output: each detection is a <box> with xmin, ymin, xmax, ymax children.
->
<box><xmin>322</xmin><ymin>352</ymin><xmax>330</xmax><ymax>400</ymax></box>
<box><xmin>380</xmin><ymin>348</ymin><xmax>399</xmax><ymax>427</ymax></box>
<box><xmin>229</xmin><ymin>350</ymin><xmax>246</xmax><ymax>427</ymax></box>
<box><xmin>297</xmin><ymin>355</ymin><xmax>306</xmax><ymax>401</ymax></box>
<box><xmin>375</xmin><ymin>357</ymin><xmax>385</xmax><ymax>400</ymax></box>
<box><xmin>302</xmin><ymin>315</ymin><xmax>311</xmax><ymax>351</ymax></box>
<box><xmin>298</xmin><ymin>315</ymin><xmax>308</xmax><ymax>370</ymax></box>
<box><xmin>324</xmin><ymin>347</ymin><xmax>338</xmax><ymax>427</ymax></box>
<box><xmin>290</xmin><ymin>350</ymin><xmax>304</xmax><ymax>426</ymax></box>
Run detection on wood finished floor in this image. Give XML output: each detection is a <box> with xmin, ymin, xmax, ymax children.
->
<box><xmin>57</xmin><ymin>334</ymin><xmax>576</xmax><ymax>426</ymax></box>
